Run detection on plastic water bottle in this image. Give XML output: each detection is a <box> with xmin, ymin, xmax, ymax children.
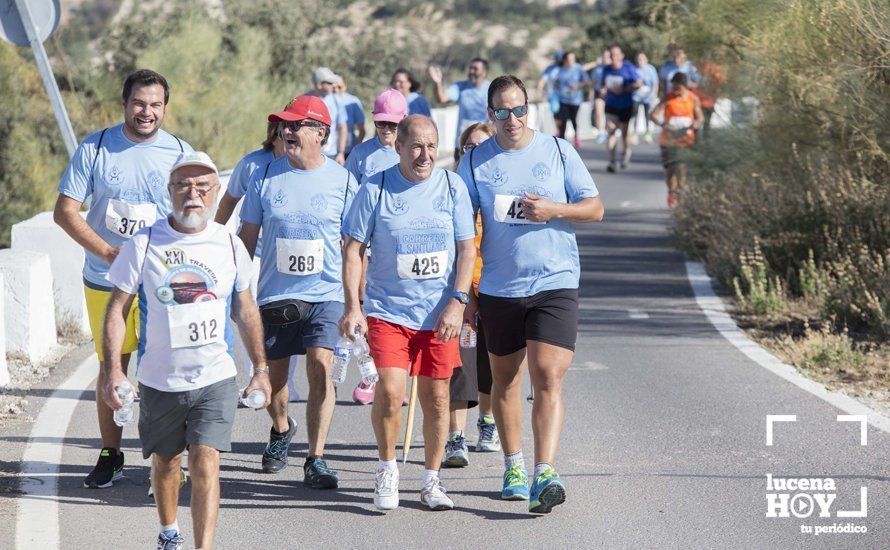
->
<box><xmin>113</xmin><ymin>381</ymin><xmax>135</xmax><ymax>427</ymax></box>
<box><xmin>460</xmin><ymin>321</ymin><xmax>477</xmax><ymax>349</ymax></box>
<box><xmin>240</xmin><ymin>388</ymin><xmax>266</xmax><ymax>409</ymax></box>
<box><xmin>330</xmin><ymin>335</ymin><xmax>353</xmax><ymax>386</ymax></box>
<box><xmin>354</xmin><ymin>334</ymin><xmax>379</xmax><ymax>385</ymax></box>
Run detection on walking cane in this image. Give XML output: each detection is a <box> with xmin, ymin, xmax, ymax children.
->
<box><xmin>402</xmin><ymin>375</ymin><xmax>419</xmax><ymax>463</ymax></box>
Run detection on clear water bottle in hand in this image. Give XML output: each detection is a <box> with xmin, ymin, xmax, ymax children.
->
<box><xmin>240</xmin><ymin>388</ymin><xmax>266</xmax><ymax>409</ymax></box>
<box><xmin>460</xmin><ymin>320</ymin><xmax>477</xmax><ymax>349</ymax></box>
<box><xmin>355</xmin><ymin>336</ymin><xmax>379</xmax><ymax>386</ymax></box>
<box><xmin>113</xmin><ymin>381</ymin><xmax>135</xmax><ymax>427</ymax></box>
<box><xmin>330</xmin><ymin>334</ymin><xmax>353</xmax><ymax>386</ymax></box>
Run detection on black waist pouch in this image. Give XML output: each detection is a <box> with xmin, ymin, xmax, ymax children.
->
<box><xmin>260</xmin><ymin>299</ymin><xmax>312</xmax><ymax>326</ymax></box>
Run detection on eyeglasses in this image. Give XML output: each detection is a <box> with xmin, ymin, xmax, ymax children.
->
<box><xmin>169</xmin><ymin>181</ymin><xmax>218</xmax><ymax>196</ymax></box>
<box><xmin>374</xmin><ymin>121</ymin><xmax>398</xmax><ymax>130</ymax></box>
<box><xmin>491</xmin><ymin>104</ymin><xmax>528</xmax><ymax>121</ymax></box>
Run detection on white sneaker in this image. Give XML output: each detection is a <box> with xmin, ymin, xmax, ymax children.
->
<box><xmin>420</xmin><ymin>477</ymin><xmax>454</xmax><ymax>511</ymax></box>
<box><xmin>374</xmin><ymin>467</ymin><xmax>399</xmax><ymax>510</ymax></box>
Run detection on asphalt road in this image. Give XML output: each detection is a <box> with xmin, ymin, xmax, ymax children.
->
<box><xmin>9</xmin><ymin>141</ymin><xmax>890</xmax><ymax>549</ymax></box>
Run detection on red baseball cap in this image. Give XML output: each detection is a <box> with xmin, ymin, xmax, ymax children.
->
<box><xmin>268</xmin><ymin>95</ymin><xmax>332</xmax><ymax>126</ymax></box>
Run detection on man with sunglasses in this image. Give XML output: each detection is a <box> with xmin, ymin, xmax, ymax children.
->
<box><xmin>102</xmin><ymin>151</ymin><xmax>270</xmax><ymax>550</ymax></box>
<box><xmin>428</xmin><ymin>58</ymin><xmax>491</xmax><ymax>162</ymax></box>
<box><xmin>239</xmin><ymin>95</ymin><xmax>358</xmax><ymax>489</ymax></box>
<box><xmin>54</xmin><ymin>69</ymin><xmax>194</xmax><ymax>490</ymax></box>
<box><xmin>305</xmin><ymin>67</ymin><xmax>349</xmax><ymax>165</ymax></box>
<box><xmin>457</xmin><ymin>75</ymin><xmax>604</xmax><ymax>514</ymax></box>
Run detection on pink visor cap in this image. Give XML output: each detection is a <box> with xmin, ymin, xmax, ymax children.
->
<box><xmin>373</xmin><ymin>89</ymin><xmax>408</xmax><ymax>124</ymax></box>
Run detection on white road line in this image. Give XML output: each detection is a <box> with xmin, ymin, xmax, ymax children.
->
<box><xmin>16</xmin><ymin>353</ymin><xmax>98</xmax><ymax>549</ymax></box>
<box><xmin>570</xmin><ymin>361</ymin><xmax>609</xmax><ymax>371</ymax></box>
<box><xmin>627</xmin><ymin>309</ymin><xmax>649</xmax><ymax>319</ymax></box>
<box><xmin>620</xmin><ymin>200</ymin><xmax>631</xmax><ymax>208</ymax></box>
<box><xmin>685</xmin><ymin>261</ymin><xmax>890</xmax><ymax>433</ymax></box>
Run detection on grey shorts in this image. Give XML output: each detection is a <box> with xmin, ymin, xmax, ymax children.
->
<box><xmin>138</xmin><ymin>377</ymin><xmax>238</xmax><ymax>459</ymax></box>
<box><xmin>262</xmin><ymin>300</ymin><xmax>343</xmax><ymax>360</ymax></box>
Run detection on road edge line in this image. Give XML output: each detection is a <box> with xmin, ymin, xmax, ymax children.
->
<box><xmin>15</xmin><ymin>352</ymin><xmax>98</xmax><ymax>549</ymax></box>
<box><xmin>685</xmin><ymin>261</ymin><xmax>890</xmax><ymax>434</ymax></box>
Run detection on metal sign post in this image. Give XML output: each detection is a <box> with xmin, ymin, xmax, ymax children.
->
<box><xmin>3</xmin><ymin>0</ymin><xmax>76</xmax><ymax>157</ymax></box>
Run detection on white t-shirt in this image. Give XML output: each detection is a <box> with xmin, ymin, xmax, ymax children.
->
<box><xmin>108</xmin><ymin>218</ymin><xmax>253</xmax><ymax>392</ymax></box>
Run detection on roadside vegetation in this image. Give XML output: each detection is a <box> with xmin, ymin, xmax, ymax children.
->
<box><xmin>663</xmin><ymin>0</ymin><xmax>888</xmax><ymax>398</ymax></box>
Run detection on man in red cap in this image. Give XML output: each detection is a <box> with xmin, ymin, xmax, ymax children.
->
<box><xmin>238</xmin><ymin>95</ymin><xmax>359</xmax><ymax>489</ymax></box>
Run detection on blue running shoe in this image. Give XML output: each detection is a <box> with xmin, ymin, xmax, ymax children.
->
<box><xmin>501</xmin><ymin>464</ymin><xmax>529</xmax><ymax>500</ymax></box>
<box><xmin>443</xmin><ymin>433</ymin><xmax>469</xmax><ymax>468</ymax></box>
<box><xmin>157</xmin><ymin>529</ymin><xmax>184</xmax><ymax>550</ymax></box>
<box><xmin>529</xmin><ymin>468</ymin><xmax>566</xmax><ymax>514</ymax></box>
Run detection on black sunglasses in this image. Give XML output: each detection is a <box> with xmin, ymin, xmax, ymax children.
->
<box><xmin>374</xmin><ymin>121</ymin><xmax>398</xmax><ymax>129</ymax></box>
<box><xmin>491</xmin><ymin>104</ymin><xmax>528</xmax><ymax>121</ymax></box>
<box><xmin>279</xmin><ymin>120</ymin><xmax>323</xmax><ymax>133</ymax></box>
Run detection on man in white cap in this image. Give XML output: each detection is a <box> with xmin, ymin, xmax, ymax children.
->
<box><xmin>306</xmin><ymin>67</ymin><xmax>349</xmax><ymax>164</ymax></box>
<box><xmin>103</xmin><ymin>151</ymin><xmax>270</xmax><ymax>550</ymax></box>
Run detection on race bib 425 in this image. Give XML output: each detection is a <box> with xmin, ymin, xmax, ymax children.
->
<box><xmin>493</xmin><ymin>194</ymin><xmax>544</xmax><ymax>225</ymax></box>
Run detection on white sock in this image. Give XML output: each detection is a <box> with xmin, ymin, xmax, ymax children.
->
<box><xmin>504</xmin><ymin>450</ymin><xmax>524</xmax><ymax>470</ymax></box>
<box><xmin>423</xmin><ymin>469</ymin><xmax>439</xmax><ymax>485</ymax></box>
<box><xmin>378</xmin><ymin>458</ymin><xmax>397</xmax><ymax>472</ymax></box>
<box><xmin>160</xmin><ymin>523</ymin><xmax>179</xmax><ymax>535</ymax></box>
<box><xmin>534</xmin><ymin>462</ymin><xmax>554</xmax><ymax>478</ymax></box>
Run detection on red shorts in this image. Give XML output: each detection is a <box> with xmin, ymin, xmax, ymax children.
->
<box><xmin>367</xmin><ymin>317</ymin><xmax>462</xmax><ymax>379</ymax></box>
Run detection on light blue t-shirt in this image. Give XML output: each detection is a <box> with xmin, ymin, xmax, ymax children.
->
<box><xmin>321</xmin><ymin>93</ymin><xmax>349</xmax><ymax>158</ymax></box>
<box><xmin>445</xmin><ymin>79</ymin><xmax>491</xmax><ymax>148</ymax></box>
<box><xmin>406</xmin><ymin>92</ymin><xmax>432</xmax><ymax>117</ymax></box>
<box><xmin>343</xmin><ymin>166</ymin><xmax>475</xmax><ymax>330</ymax></box>
<box><xmin>633</xmin><ymin>63</ymin><xmax>659</xmax><ymax>105</ymax></box>
<box><xmin>555</xmin><ymin>64</ymin><xmax>588</xmax><ymax>106</ymax></box>
<box><xmin>659</xmin><ymin>60</ymin><xmax>701</xmax><ymax>94</ymax></box>
<box><xmin>57</xmin><ymin>124</ymin><xmax>193</xmax><ymax>289</ymax></box>
<box><xmin>240</xmin><ymin>156</ymin><xmax>357</xmax><ymax>305</ymax></box>
<box><xmin>344</xmin><ymin>136</ymin><xmax>400</xmax><ymax>185</ymax></box>
<box><xmin>602</xmin><ymin>61</ymin><xmax>641</xmax><ymax>110</ymax></box>
<box><xmin>457</xmin><ymin>131</ymin><xmax>599</xmax><ymax>298</ymax></box>
<box><xmin>226</xmin><ymin>148</ymin><xmax>277</xmax><ymax>199</ymax></box>
<box><xmin>339</xmin><ymin>92</ymin><xmax>366</xmax><ymax>153</ymax></box>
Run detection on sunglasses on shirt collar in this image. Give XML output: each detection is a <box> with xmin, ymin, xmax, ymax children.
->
<box><xmin>491</xmin><ymin>104</ymin><xmax>528</xmax><ymax>121</ymax></box>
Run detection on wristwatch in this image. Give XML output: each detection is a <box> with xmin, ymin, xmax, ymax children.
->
<box><xmin>451</xmin><ymin>290</ymin><xmax>469</xmax><ymax>305</ymax></box>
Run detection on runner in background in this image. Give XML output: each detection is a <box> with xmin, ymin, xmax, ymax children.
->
<box><xmin>552</xmin><ymin>52</ymin><xmax>588</xmax><ymax>150</ymax></box>
<box><xmin>584</xmin><ymin>49</ymin><xmax>611</xmax><ymax>144</ymax></box>
<box><xmin>691</xmin><ymin>59</ymin><xmax>726</xmax><ymax>140</ymax></box>
<box><xmin>632</xmin><ymin>52</ymin><xmax>659</xmax><ymax>144</ymax></box>
<box><xmin>535</xmin><ymin>50</ymin><xmax>564</xmax><ymax>131</ymax></box>
<box><xmin>600</xmin><ymin>44</ymin><xmax>642</xmax><ymax>172</ymax></box>
<box><xmin>428</xmin><ymin>58</ymin><xmax>491</xmax><ymax>162</ymax></box>
<box><xmin>650</xmin><ymin>72</ymin><xmax>704</xmax><ymax>208</ymax></box>
<box><xmin>334</xmin><ymin>75</ymin><xmax>366</xmax><ymax>157</ymax></box>
<box><xmin>391</xmin><ymin>68</ymin><xmax>432</xmax><ymax>117</ymax></box>
<box><xmin>444</xmin><ymin>122</ymin><xmax>501</xmax><ymax>468</ymax></box>
<box><xmin>659</xmin><ymin>44</ymin><xmax>701</xmax><ymax>97</ymax></box>
<box><xmin>305</xmin><ymin>67</ymin><xmax>349</xmax><ymax>164</ymax></box>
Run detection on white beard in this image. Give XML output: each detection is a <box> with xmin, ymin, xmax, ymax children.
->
<box><xmin>173</xmin><ymin>199</ymin><xmax>216</xmax><ymax>229</ymax></box>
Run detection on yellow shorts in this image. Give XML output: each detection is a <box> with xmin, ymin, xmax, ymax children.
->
<box><xmin>84</xmin><ymin>284</ymin><xmax>139</xmax><ymax>361</ymax></box>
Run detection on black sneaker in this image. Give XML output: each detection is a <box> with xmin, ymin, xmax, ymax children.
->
<box><xmin>83</xmin><ymin>447</ymin><xmax>124</xmax><ymax>488</ymax></box>
<box><xmin>262</xmin><ymin>416</ymin><xmax>297</xmax><ymax>473</ymax></box>
<box><xmin>303</xmin><ymin>457</ymin><xmax>339</xmax><ymax>489</ymax></box>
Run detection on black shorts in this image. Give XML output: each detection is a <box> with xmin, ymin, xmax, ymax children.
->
<box><xmin>555</xmin><ymin>102</ymin><xmax>580</xmax><ymax>122</ymax></box>
<box><xmin>262</xmin><ymin>301</ymin><xmax>343</xmax><ymax>360</ymax></box>
<box><xmin>660</xmin><ymin>145</ymin><xmax>686</xmax><ymax>168</ymax></box>
<box><xmin>478</xmin><ymin>289</ymin><xmax>579</xmax><ymax>356</ymax></box>
<box><xmin>605</xmin><ymin>104</ymin><xmax>634</xmax><ymax>123</ymax></box>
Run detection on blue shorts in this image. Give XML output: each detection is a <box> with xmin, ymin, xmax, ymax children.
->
<box><xmin>262</xmin><ymin>300</ymin><xmax>343</xmax><ymax>360</ymax></box>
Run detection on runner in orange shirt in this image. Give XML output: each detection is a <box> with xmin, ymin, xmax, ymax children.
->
<box><xmin>650</xmin><ymin>72</ymin><xmax>703</xmax><ymax>208</ymax></box>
